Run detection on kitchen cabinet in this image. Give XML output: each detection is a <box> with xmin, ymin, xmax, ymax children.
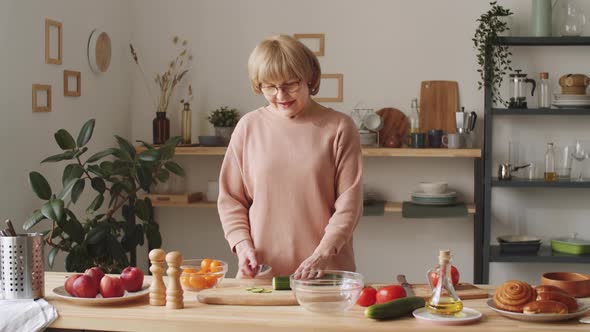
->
<box><xmin>481</xmin><ymin>36</ymin><xmax>590</xmax><ymax>283</ymax></box>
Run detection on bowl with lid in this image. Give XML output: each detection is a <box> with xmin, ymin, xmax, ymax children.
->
<box><xmin>290</xmin><ymin>270</ymin><xmax>364</xmax><ymax>313</ymax></box>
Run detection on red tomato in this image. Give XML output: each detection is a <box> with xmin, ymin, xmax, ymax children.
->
<box><xmin>356</xmin><ymin>286</ymin><xmax>377</xmax><ymax>307</ymax></box>
<box><xmin>376</xmin><ymin>285</ymin><xmax>406</xmax><ymax>304</ymax></box>
<box><xmin>429</xmin><ymin>265</ymin><xmax>460</xmax><ymax>287</ymax></box>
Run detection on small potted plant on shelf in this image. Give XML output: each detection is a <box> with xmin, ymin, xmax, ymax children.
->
<box><xmin>208</xmin><ymin>106</ymin><xmax>240</xmax><ymax>146</ymax></box>
<box><xmin>473</xmin><ymin>1</ymin><xmax>514</xmax><ymax>106</ymax></box>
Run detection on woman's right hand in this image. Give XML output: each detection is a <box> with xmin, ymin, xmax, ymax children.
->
<box><xmin>235</xmin><ymin>240</ymin><xmax>258</xmax><ymax>278</ymax></box>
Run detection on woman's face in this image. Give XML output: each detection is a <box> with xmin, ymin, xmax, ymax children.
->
<box><xmin>260</xmin><ymin>79</ymin><xmax>310</xmax><ymax>118</ymax></box>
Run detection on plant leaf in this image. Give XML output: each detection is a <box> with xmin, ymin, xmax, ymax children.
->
<box><xmin>145</xmin><ymin>222</ymin><xmax>162</xmax><ymax>250</ymax></box>
<box><xmin>135</xmin><ymin>198</ymin><xmax>151</xmax><ymax>221</ymax></box>
<box><xmin>136</xmin><ymin>166</ymin><xmax>152</xmax><ymax>191</ymax></box>
<box><xmin>41</xmin><ymin>199</ymin><xmax>64</xmax><ymax>223</ymax></box>
<box><xmin>86</xmin><ymin>148</ymin><xmax>118</xmax><ymax>163</ymax></box>
<box><xmin>41</xmin><ymin>151</ymin><xmax>75</xmax><ymax>163</ymax></box>
<box><xmin>23</xmin><ymin>210</ymin><xmax>45</xmax><ymax>230</ymax></box>
<box><xmin>106</xmin><ymin>233</ymin><xmax>128</xmax><ymax>266</ymax></box>
<box><xmin>77</xmin><ymin>119</ymin><xmax>95</xmax><ymax>148</ymax></box>
<box><xmin>63</xmin><ymin>209</ymin><xmax>85</xmax><ymax>244</ymax></box>
<box><xmin>57</xmin><ymin>178</ymin><xmax>79</xmax><ymax>200</ymax></box>
<box><xmin>158</xmin><ymin>145</ymin><xmax>175</xmax><ymax>160</ymax></box>
<box><xmin>115</xmin><ymin>135</ymin><xmax>136</xmax><ymax>160</ymax></box>
<box><xmin>71</xmin><ymin>179</ymin><xmax>85</xmax><ymax>204</ymax></box>
<box><xmin>62</xmin><ymin>163</ymin><xmax>85</xmax><ymax>186</ymax></box>
<box><xmin>91</xmin><ymin>178</ymin><xmax>106</xmax><ymax>194</ymax></box>
<box><xmin>54</xmin><ymin>129</ymin><xmax>77</xmax><ymax>150</ymax></box>
<box><xmin>48</xmin><ymin>246</ymin><xmax>59</xmax><ymax>268</ymax></box>
<box><xmin>138</xmin><ymin>149</ymin><xmax>160</xmax><ymax>162</ymax></box>
<box><xmin>87</xmin><ymin>194</ymin><xmax>104</xmax><ymax>213</ymax></box>
<box><xmin>29</xmin><ymin>172</ymin><xmax>52</xmax><ymax>200</ymax></box>
<box><xmin>164</xmin><ymin>161</ymin><xmax>185</xmax><ymax>177</ymax></box>
<box><xmin>137</xmin><ymin>140</ymin><xmax>155</xmax><ymax>150</ymax></box>
<box><xmin>86</xmin><ymin>224</ymin><xmax>109</xmax><ymax>244</ymax></box>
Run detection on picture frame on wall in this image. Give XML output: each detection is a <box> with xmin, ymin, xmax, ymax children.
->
<box><xmin>64</xmin><ymin>70</ymin><xmax>81</xmax><ymax>97</ymax></box>
<box><xmin>45</xmin><ymin>18</ymin><xmax>63</xmax><ymax>65</ymax></box>
<box><xmin>293</xmin><ymin>33</ymin><xmax>325</xmax><ymax>56</ymax></box>
<box><xmin>314</xmin><ymin>74</ymin><xmax>343</xmax><ymax>102</ymax></box>
<box><xmin>32</xmin><ymin>84</ymin><xmax>52</xmax><ymax>112</ymax></box>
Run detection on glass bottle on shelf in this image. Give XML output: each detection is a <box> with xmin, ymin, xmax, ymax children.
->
<box><xmin>558</xmin><ymin>0</ymin><xmax>586</xmax><ymax>36</ymax></box>
<box><xmin>181</xmin><ymin>102</ymin><xmax>192</xmax><ymax>145</ymax></box>
<box><xmin>538</xmin><ymin>72</ymin><xmax>551</xmax><ymax>109</ymax></box>
<box><xmin>410</xmin><ymin>98</ymin><xmax>420</xmax><ymax>134</ymax></box>
<box><xmin>426</xmin><ymin>250</ymin><xmax>463</xmax><ymax>315</ymax></box>
<box><xmin>545</xmin><ymin>142</ymin><xmax>557</xmax><ymax>182</ymax></box>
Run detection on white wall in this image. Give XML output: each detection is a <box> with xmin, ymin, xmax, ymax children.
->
<box><xmin>0</xmin><ymin>0</ymin><xmax>132</xmax><ymax>271</ymax></box>
<box><xmin>127</xmin><ymin>0</ymin><xmax>590</xmax><ymax>284</ymax></box>
<box><xmin>3</xmin><ymin>0</ymin><xmax>590</xmax><ymax>285</ymax></box>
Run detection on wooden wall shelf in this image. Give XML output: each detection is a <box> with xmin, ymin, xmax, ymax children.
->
<box><xmin>148</xmin><ymin>199</ymin><xmax>476</xmax><ymax>214</ymax></box>
<box><xmin>136</xmin><ymin>146</ymin><xmax>481</xmax><ymax>158</ymax></box>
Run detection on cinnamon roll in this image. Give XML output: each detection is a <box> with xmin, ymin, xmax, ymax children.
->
<box><xmin>494</xmin><ymin>280</ymin><xmax>537</xmax><ymax>312</ymax></box>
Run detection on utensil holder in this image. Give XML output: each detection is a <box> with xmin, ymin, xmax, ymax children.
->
<box><xmin>0</xmin><ymin>233</ymin><xmax>44</xmax><ymax>299</ymax></box>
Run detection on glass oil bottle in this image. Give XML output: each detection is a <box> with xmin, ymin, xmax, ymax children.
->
<box><xmin>544</xmin><ymin>142</ymin><xmax>557</xmax><ymax>182</ymax></box>
<box><xmin>426</xmin><ymin>250</ymin><xmax>463</xmax><ymax>315</ymax></box>
<box><xmin>410</xmin><ymin>98</ymin><xmax>420</xmax><ymax>134</ymax></box>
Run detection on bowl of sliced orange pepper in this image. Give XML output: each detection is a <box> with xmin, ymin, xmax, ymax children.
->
<box><xmin>180</xmin><ymin>258</ymin><xmax>228</xmax><ymax>291</ymax></box>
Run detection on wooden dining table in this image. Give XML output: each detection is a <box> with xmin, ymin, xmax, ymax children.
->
<box><xmin>44</xmin><ymin>272</ymin><xmax>590</xmax><ymax>331</ymax></box>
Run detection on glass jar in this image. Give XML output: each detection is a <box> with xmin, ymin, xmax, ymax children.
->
<box><xmin>558</xmin><ymin>0</ymin><xmax>586</xmax><ymax>36</ymax></box>
<box><xmin>153</xmin><ymin>112</ymin><xmax>170</xmax><ymax>145</ymax></box>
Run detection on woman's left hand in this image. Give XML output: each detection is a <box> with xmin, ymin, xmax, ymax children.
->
<box><xmin>293</xmin><ymin>252</ymin><xmax>331</xmax><ymax>280</ymax></box>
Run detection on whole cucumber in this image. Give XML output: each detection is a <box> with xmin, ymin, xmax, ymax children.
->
<box><xmin>364</xmin><ymin>296</ymin><xmax>426</xmax><ymax>320</ymax></box>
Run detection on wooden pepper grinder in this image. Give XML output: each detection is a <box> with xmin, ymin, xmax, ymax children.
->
<box><xmin>165</xmin><ymin>251</ymin><xmax>184</xmax><ymax>309</ymax></box>
<box><xmin>148</xmin><ymin>249</ymin><xmax>166</xmax><ymax>306</ymax></box>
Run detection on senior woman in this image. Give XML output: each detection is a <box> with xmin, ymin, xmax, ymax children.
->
<box><xmin>217</xmin><ymin>35</ymin><xmax>362</xmax><ymax>280</ymax></box>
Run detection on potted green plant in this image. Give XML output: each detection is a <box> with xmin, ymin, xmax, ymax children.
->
<box><xmin>24</xmin><ymin>119</ymin><xmax>184</xmax><ymax>273</ymax></box>
<box><xmin>473</xmin><ymin>1</ymin><xmax>514</xmax><ymax>106</ymax></box>
<box><xmin>208</xmin><ymin>106</ymin><xmax>240</xmax><ymax>146</ymax></box>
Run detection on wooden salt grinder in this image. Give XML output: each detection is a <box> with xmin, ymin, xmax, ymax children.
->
<box><xmin>148</xmin><ymin>249</ymin><xmax>166</xmax><ymax>306</ymax></box>
<box><xmin>165</xmin><ymin>251</ymin><xmax>184</xmax><ymax>309</ymax></box>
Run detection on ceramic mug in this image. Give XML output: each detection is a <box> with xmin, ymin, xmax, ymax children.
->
<box><xmin>410</xmin><ymin>133</ymin><xmax>426</xmax><ymax>148</ymax></box>
<box><xmin>428</xmin><ymin>129</ymin><xmax>444</xmax><ymax>148</ymax></box>
<box><xmin>443</xmin><ymin>133</ymin><xmax>463</xmax><ymax>149</ymax></box>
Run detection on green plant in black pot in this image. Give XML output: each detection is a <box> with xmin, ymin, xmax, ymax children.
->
<box><xmin>207</xmin><ymin>106</ymin><xmax>240</xmax><ymax>145</ymax></box>
<box><xmin>473</xmin><ymin>1</ymin><xmax>513</xmax><ymax>106</ymax></box>
<box><xmin>24</xmin><ymin>119</ymin><xmax>184</xmax><ymax>273</ymax></box>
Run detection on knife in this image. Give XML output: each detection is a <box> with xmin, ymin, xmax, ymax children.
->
<box><xmin>396</xmin><ymin>274</ymin><xmax>415</xmax><ymax>297</ymax></box>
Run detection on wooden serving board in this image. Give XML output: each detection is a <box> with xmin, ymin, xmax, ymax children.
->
<box><xmin>419</xmin><ymin>80</ymin><xmax>459</xmax><ymax>134</ymax></box>
<box><xmin>197</xmin><ymin>286</ymin><xmax>298</xmax><ymax>306</ymax></box>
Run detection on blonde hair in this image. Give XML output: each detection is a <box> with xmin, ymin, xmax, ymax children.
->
<box><xmin>248</xmin><ymin>35</ymin><xmax>321</xmax><ymax>96</ymax></box>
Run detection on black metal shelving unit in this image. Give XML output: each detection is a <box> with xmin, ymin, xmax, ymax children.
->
<box><xmin>480</xmin><ymin>36</ymin><xmax>590</xmax><ymax>283</ymax></box>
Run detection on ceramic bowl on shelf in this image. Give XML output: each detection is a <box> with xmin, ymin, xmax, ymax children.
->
<box><xmin>419</xmin><ymin>181</ymin><xmax>448</xmax><ymax>194</ymax></box>
<box><xmin>180</xmin><ymin>259</ymin><xmax>228</xmax><ymax>291</ymax></box>
<box><xmin>290</xmin><ymin>270</ymin><xmax>363</xmax><ymax>313</ymax></box>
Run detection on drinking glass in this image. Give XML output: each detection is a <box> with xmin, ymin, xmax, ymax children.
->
<box><xmin>556</xmin><ymin>145</ymin><xmax>573</xmax><ymax>180</ymax></box>
<box><xmin>571</xmin><ymin>140</ymin><xmax>589</xmax><ymax>181</ymax></box>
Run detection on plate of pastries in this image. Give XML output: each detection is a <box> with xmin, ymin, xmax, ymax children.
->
<box><xmin>487</xmin><ymin>280</ymin><xmax>589</xmax><ymax>322</ymax></box>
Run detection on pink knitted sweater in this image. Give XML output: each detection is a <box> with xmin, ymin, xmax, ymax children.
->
<box><xmin>217</xmin><ymin>106</ymin><xmax>363</xmax><ymax>276</ymax></box>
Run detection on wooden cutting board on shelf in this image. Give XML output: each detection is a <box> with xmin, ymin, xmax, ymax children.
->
<box><xmin>197</xmin><ymin>285</ymin><xmax>298</xmax><ymax>306</ymax></box>
<box><xmin>419</xmin><ymin>81</ymin><xmax>459</xmax><ymax>134</ymax></box>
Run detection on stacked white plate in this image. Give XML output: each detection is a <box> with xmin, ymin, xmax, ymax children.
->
<box><xmin>552</xmin><ymin>94</ymin><xmax>590</xmax><ymax>108</ymax></box>
<box><xmin>411</xmin><ymin>191</ymin><xmax>457</xmax><ymax>206</ymax></box>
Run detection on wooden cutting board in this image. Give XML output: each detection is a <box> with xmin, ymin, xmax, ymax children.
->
<box><xmin>371</xmin><ymin>282</ymin><xmax>489</xmax><ymax>300</ymax></box>
<box><xmin>419</xmin><ymin>81</ymin><xmax>459</xmax><ymax>134</ymax></box>
<box><xmin>197</xmin><ymin>285</ymin><xmax>298</xmax><ymax>306</ymax></box>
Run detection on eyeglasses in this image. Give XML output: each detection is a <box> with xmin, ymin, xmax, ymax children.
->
<box><xmin>260</xmin><ymin>80</ymin><xmax>301</xmax><ymax>96</ymax></box>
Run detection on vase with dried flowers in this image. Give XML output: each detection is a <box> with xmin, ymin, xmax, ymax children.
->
<box><xmin>130</xmin><ymin>36</ymin><xmax>192</xmax><ymax>144</ymax></box>
<box><xmin>179</xmin><ymin>85</ymin><xmax>193</xmax><ymax>145</ymax></box>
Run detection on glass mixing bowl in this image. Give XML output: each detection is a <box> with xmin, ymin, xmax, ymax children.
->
<box><xmin>290</xmin><ymin>270</ymin><xmax>364</xmax><ymax>313</ymax></box>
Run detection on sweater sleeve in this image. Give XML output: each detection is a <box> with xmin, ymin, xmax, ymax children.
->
<box><xmin>217</xmin><ymin>124</ymin><xmax>253</xmax><ymax>252</ymax></box>
<box><xmin>314</xmin><ymin>117</ymin><xmax>363</xmax><ymax>256</ymax></box>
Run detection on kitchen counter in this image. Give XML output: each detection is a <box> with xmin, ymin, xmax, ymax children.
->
<box><xmin>45</xmin><ymin>272</ymin><xmax>589</xmax><ymax>331</ymax></box>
